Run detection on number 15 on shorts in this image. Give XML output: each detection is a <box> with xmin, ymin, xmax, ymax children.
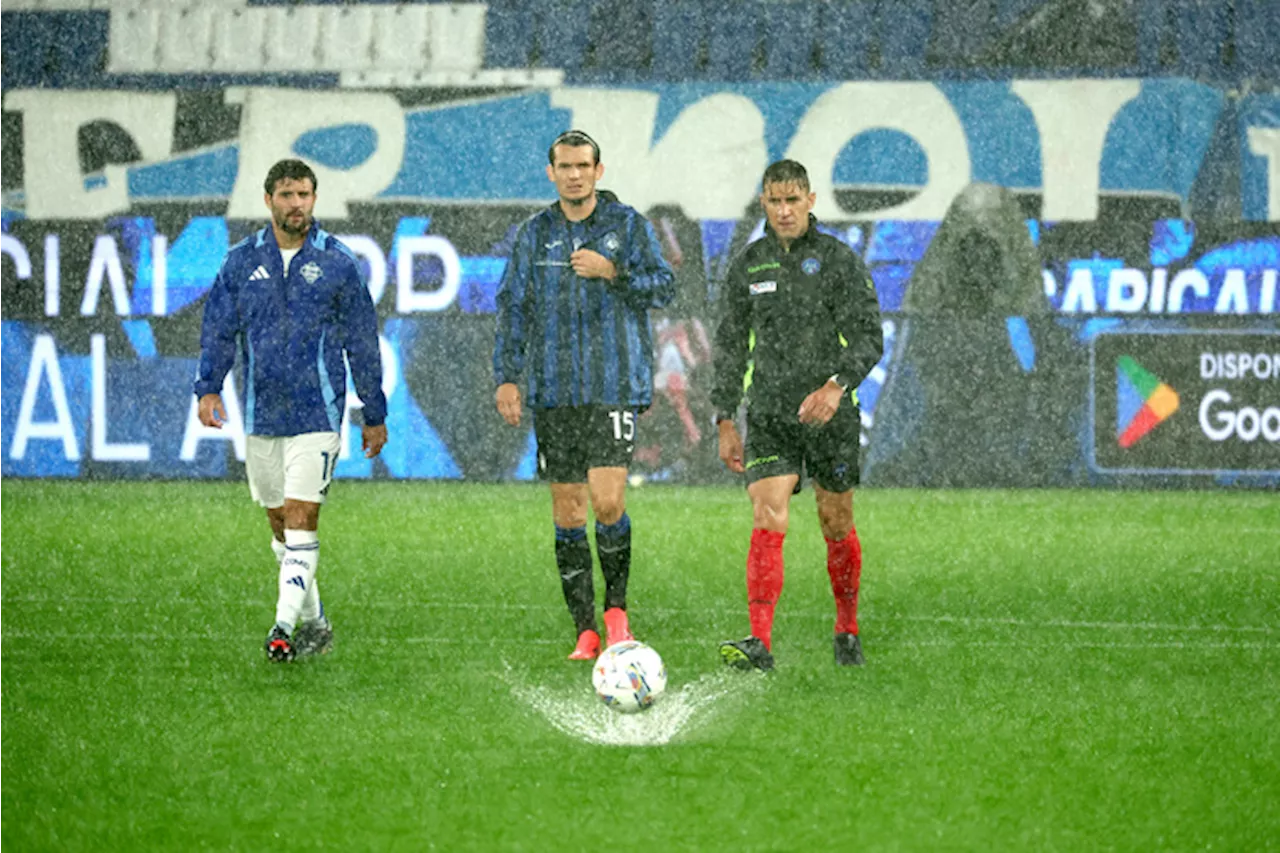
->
<box><xmin>608</xmin><ymin>410</ymin><xmax>635</xmax><ymax>442</ymax></box>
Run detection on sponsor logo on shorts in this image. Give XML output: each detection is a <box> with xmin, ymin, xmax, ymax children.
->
<box><xmin>745</xmin><ymin>454</ymin><xmax>779</xmax><ymax>470</ymax></box>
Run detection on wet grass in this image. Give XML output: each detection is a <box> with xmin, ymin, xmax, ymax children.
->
<box><xmin>3</xmin><ymin>481</ymin><xmax>1278</xmax><ymax>851</ymax></box>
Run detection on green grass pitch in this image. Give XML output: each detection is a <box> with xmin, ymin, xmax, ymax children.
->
<box><xmin>3</xmin><ymin>481</ymin><xmax>1277</xmax><ymax>851</ymax></box>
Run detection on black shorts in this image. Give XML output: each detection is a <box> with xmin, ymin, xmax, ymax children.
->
<box><xmin>533</xmin><ymin>406</ymin><xmax>637</xmax><ymax>483</ymax></box>
<box><xmin>743</xmin><ymin>406</ymin><xmax>861</xmax><ymax>493</ymax></box>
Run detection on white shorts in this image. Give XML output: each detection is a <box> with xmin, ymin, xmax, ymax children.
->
<box><xmin>245</xmin><ymin>432</ymin><xmax>342</xmax><ymax>508</ymax></box>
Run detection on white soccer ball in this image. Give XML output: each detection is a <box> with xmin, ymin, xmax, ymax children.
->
<box><xmin>592</xmin><ymin>641</ymin><xmax>667</xmax><ymax>713</ymax></box>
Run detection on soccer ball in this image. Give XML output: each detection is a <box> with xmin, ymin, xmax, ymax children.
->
<box><xmin>592</xmin><ymin>641</ymin><xmax>667</xmax><ymax>713</ymax></box>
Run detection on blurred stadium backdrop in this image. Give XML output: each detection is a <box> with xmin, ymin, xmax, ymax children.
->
<box><xmin>2</xmin><ymin>0</ymin><xmax>1277</xmax><ymax>488</ymax></box>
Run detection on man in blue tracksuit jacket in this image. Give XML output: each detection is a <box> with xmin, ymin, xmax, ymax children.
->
<box><xmin>194</xmin><ymin>158</ymin><xmax>388</xmax><ymax>663</ymax></box>
<box><xmin>493</xmin><ymin>129</ymin><xmax>676</xmax><ymax>660</ymax></box>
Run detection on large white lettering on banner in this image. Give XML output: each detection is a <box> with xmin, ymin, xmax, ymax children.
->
<box><xmin>1247</xmin><ymin>128</ymin><xmax>1280</xmax><ymax>221</ymax></box>
<box><xmin>4</xmin><ymin>91</ymin><xmax>177</xmax><ymax>219</ymax></box>
<box><xmin>5</xmin><ymin>81</ymin><xmax>1276</xmax><ymax>221</ymax></box>
<box><xmin>225</xmin><ymin>88</ymin><xmax>407</xmax><ymax>220</ymax></box>
<box><xmin>550</xmin><ymin>88</ymin><xmax>767</xmax><ymax>220</ymax></box>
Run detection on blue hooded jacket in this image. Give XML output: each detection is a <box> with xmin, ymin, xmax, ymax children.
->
<box><xmin>194</xmin><ymin>222</ymin><xmax>387</xmax><ymax>436</ymax></box>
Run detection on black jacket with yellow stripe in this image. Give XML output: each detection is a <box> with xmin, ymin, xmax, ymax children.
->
<box><xmin>712</xmin><ymin>217</ymin><xmax>883</xmax><ymax>421</ymax></box>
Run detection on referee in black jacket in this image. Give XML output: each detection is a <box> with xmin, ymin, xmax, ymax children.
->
<box><xmin>712</xmin><ymin>159</ymin><xmax>883</xmax><ymax>671</ymax></box>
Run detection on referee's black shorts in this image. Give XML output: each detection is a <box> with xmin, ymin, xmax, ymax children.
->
<box><xmin>533</xmin><ymin>406</ymin><xmax>637</xmax><ymax>483</ymax></box>
<box><xmin>743</xmin><ymin>405</ymin><xmax>861</xmax><ymax>493</ymax></box>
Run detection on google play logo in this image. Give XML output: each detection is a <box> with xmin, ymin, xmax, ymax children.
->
<box><xmin>1116</xmin><ymin>356</ymin><xmax>1179</xmax><ymax>448</ymax></box>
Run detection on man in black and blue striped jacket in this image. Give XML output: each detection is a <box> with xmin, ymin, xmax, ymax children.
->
<box><xmin>494</xmin><ymin>130</ymin><xmax>675</xmax><ymax>660</ymax></box>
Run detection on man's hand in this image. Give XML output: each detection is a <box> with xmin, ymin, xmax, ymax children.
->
<box><xmin>362</xmin><ymin>424</ymin><xmax>388</xmax><ymax>459</ymax></box>
<box><xmin>569</xmin><ymin>248</ymin><xmax>617</xmax><ymax>281</ymax></box>
<box><xmin>198</xmin><ymin>393</ymin><xmax>227</xmax><ymax>428</ymax></box>
<box><xmin>798</xmin><ymin>379</ymin><xmax>845</xmax><ymax>426</ymax></box>
<box><xmin>718</xmin><ymin>420</ymin><xmax>745</xmax><ymax>473</ymax></box>
<box><xmin>495</xmin><ymin>382</ymin><xmax>522</xmax><ymax>427</ymax></box>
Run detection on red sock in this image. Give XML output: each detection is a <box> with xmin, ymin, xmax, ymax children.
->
<box><xmin>826</xmin><ymin>527</ymin><xmax>862</xmax><ymax>635</ymax></box>
<box><xmin>747</xmin><ymin>528</ymin><xmax>785</xmax><ymax>650</ymax></box>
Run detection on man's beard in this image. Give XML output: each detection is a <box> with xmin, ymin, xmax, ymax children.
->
<box><xmin>278</xmin><ymin>213</ymin><xmax>309</xmax><ymax>235</ymax></box>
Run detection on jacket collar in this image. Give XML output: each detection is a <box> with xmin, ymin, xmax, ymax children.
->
<box><xmin>256</xmin><ymin>221</ymin><xmax>324</xmax><ymax>254</ymax></box>
<box><xmin>549</xmin><ymin>190</ymin><xmax>622</xmax><ymax>227</ymax></box>
<box><xmin>763</xmin><ymin>213</ymin><xmax>820</xmax><ymax>252</ymax></box>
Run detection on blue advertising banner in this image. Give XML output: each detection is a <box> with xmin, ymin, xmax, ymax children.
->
<box><xmin>2</xmin><ymin>206</ymin><xmax>1276</xmax><ymax>486</ymax></box>
<box><xmin>2</xmin><ymin>79</ymin><xmax>1277</xmax><ymax>485</ymax></box>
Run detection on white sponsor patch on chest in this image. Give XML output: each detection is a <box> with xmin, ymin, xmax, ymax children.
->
<box><xmin>749</xmin><ymin>280</ymin><xmax>777</xmax><ymax>295</ymax></box>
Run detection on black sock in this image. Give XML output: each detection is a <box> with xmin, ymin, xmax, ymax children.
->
<box><xmin>595</xmin><ymin>513</ymin><xmax>632</xmax><ymax>611</ymax></box>
<box><xmin>554</xmin><ymin>526</ymin><xmax>596</xmax><ymax>634</ymax></box>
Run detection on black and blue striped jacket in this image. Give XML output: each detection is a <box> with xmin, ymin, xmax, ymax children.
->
<box><xmin>493</xmin><ymin>192</ymin><xmax>676</xmax><ymax>409</ymax></box>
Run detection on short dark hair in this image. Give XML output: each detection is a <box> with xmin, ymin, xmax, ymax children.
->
<box><xmin>548</xmin><ymin>129</ymin><xmax>600</xmax><ymax>165</ymax></box>
<box><xmin>263</xmin><ymin>159</ymin><xmax>318</xmax><ymax>196</ymax></box>
<box><xmin>761</xmin><ymin>159</ymin><xmax>810</xmax><ymax>193</ymax></box>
